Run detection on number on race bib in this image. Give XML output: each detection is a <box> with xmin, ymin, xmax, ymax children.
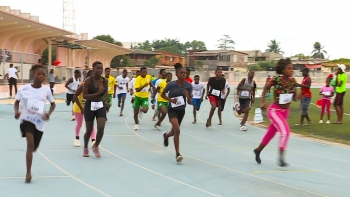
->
<box><xmin>90</xmin><ymin>101</ymin><xmax>103</xmax><ymax>111</ymax></box>
<box><xmin>27</xmin><ymin>99</ymin><xmax>45</xmax><ymax>115</ymax></box>
<box><xmin>211</xmin><ymin>89</ymin><xmax>220</xmax><ymax>96</ymax></box>
<box><xmin>241</xmin><ymin>91</ymin><xmax>250</xmax><ymax>97</ymax></box>
<box><xmin>171</xmin><ymin>96</ymin><xmax>185</xmax><ymax>108</ymax></box>
<box><xmin>279</xmin><ymin>93</ymin><xmax>293</xmax><ymax>104</ymax></box>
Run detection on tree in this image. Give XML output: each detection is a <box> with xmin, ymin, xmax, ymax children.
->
<box><xmin>93</xmin><ymin>34</ymin><xmax>123</xmax><ymax>46</ymax></box>
<box><xmin>257</xmin><ymin>61</ymin><xmax>275</xmax><ymax>71</ymax></box>
<box><xmin>266</xmin><ymin>40</ymin><xmax>284</xmax><ymax>54</ymax></box>
<box><xmin>193</xmin><ymin>60</ymin><xmax>204</xmax><ymax>71</ymax></box>
<box><xmin>217</xmin><ymin>35</ymin><xmax>235</xmax><ymax>50</ymax></box>
<box><xmin>293</xmin><ymin>53</ymin><xmax>310</xmax><ymax>59</ymax></box>
<box><xmin>93</xmin><ymin>34</ymin><xmax>126</xmax><ymax>67</ymax></box>
<box><xmin>152</xmin><ymin>38</ymin><xmax>184</xmax><ymax>55</ymax></box>
<box><xmin>110</xmin><ymin>56</ymin><xmax>134</xmax><ymax>68</ymax></box>
<box><xmin>184</xmin><ymin>40</ymin><xmax>207</xmax><ymax>51</ymax></box>
<box><xmin>41</xmin><ymin>46</ymin><xmax>56</xmax><ymax>65</ymax></box>
<box><xmin>311</xmin><ymin>42</ymin><xmax>327</xmax><ymax>59</ymax></box>
<box><xmin>143</xmin><ymin>56</ymin><xmax>160</xmax><ymax>68</ymax></box>
<box><xmin>137</xmin><ymin>40</ymin><xmax>153</xmax><ymax>51</ymax></box>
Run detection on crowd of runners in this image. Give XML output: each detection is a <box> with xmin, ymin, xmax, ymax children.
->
<box><xmin>12</xmin><ymin>59</ymin><xmax>347</xmax><ymax>183</ymax></box>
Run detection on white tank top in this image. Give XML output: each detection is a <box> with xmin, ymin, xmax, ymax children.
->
<box><xmin>67</xmin><ymin>76</ymin><xmax>80</xmax><ymax>94</ymax></box>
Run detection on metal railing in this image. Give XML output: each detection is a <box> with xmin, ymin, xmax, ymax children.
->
<box><xmin>1</xmin><ymin>49</ymin><xmax>39</xmax><ymax>84</ymax></box>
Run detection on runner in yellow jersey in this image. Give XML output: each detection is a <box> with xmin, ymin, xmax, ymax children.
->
<box><xmin>133</xmin><ymin>67</ymin><xmax>153</xmax><ymax>130</ymax></box>
<box><xmin>153</xmin><ymin>72</ymin><xmax>172</xmax><ymax>130</ymax></box>
<box><xmin>103</xmin><ymin>68</ymin><xmax>116</xmax><ymax>113</ymax></box>
<box><xmin>72</xmin><ymin>70</ymin><xmax>96</xmax><ymax>147</ymax></box>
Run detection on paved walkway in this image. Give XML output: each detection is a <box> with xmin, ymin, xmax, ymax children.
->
<box><xmin>1</xmin><ymin>89</ymin><xmax>349</xmax><ymax>196</ymax></box>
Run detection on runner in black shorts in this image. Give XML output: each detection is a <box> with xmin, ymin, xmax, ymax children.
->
<box><xmin>162</xmin><ymin>63</ymin><xmax>192</xmax><ymax>162</ymax></box>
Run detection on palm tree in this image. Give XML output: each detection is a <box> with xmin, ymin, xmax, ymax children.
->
<box><xmin>266</xmin><ymin>40</ymin><xmax>284</xmax><ymax>54</ymax></box>
<box><xmin>311</xmin><ymin>42</ymin><xmax>327</xmax><ymax>59</ymax></box>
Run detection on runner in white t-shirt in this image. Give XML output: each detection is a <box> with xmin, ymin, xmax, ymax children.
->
<box><xmin>65</xmin><ymin>70</ymin><xmax>81</xmax><ymax>121</ymax></box>
<box><xmin>129</xmin><ymin>71</ymin><xmax>140</xmax><ymax>104</ymax></box>
<box><xmin>191</xmin><ymin>75</ymin><xmax>205</xmax><ymax>124</ymax></box>
<box><xmin>116</xmin><ymin>70</ymin><xmax>130</xmax><ymax>116</ymax></box>
<box><xmin>14</xmin><ymin>64</ymin><xmax>56</xmax><ymax>183</ymax></box>
<box><xmin>218</xmin><ymin>74</ymin><xmax>230</xmax><ymax>125</ymax></box>
<box><xmin>5</xmin><ymin>63</ymin><xmax>19</xmax><ymax>98</ymax></box>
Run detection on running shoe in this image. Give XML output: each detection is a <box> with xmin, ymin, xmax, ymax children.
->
<box><xmin>134</xmin><ymin>124</ymin><xmax>139</xmax><ymax>130</ymax></box>
<box><xmin>74</xmin><ymin>139</ymin><xmax>80</xmax><ymax>147</ymax></box>
<box><xmin>176</xmin><ymin>153</ymin><xmax>183</xmax><ymax>162</ymax></box>
<box><xmin>83</xmin><ymin>148</ymin><xmax>89</xmax><ymax>157</ymax></box>
<box><xmin>240</xmin><ymin>125</ymin><xmax>247</xmax><ymax>131</ymax></box>
<box><xmin>92</xmin><ymin>147</ymin><xmax>101</xmax><ymax>157</ymax></box>
<box><xmin>154</xmin><ymin>125</ymin><xmax>160</xmax><ymax>131</ymax></box>
<box><xmin>163</xmin><ymin>131</ymin><xmax>169</xmax><ymax>147</ymax></box>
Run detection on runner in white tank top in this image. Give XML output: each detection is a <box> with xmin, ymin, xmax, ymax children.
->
<box><xmin>65</xmin><ymin>70</ymin><xmax>81</xmax><ymax>120</ymax></box>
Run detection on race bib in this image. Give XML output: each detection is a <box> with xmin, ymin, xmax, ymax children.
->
<box><xmin>108</xmin><ymin>87</ymin><xmax>111</xmax><ymax>92</ymax></box>
<box><xmin>279</xmin><ymin>93</ymin><xmax>293</xmax><ymax>104</ymax></box>
<box><xmin>241</xmin><ymin>90</ymin><xmax>250</xmax><ymax>97</ymax></box>
<box><xmin>27</xmin><ymin>99</ymin><xmax>45</xmax><ymax>115</ymax></box>
<box><xmin>193</xmin><ymin>90</ymin><xmax>201</xmax><ymax>96</ymax></box>
<box><xmin>322</xmin><ymin>92</ymin><xmax>331</xmax><ymax>96</ymax></box>
<box><xmin>90</xmin><ymin>101</ymin><xmax>103</xmax><ymax>111</ymax></box>
<box><xmin>141</xmin><ymin>87</ymin><xmax>149</xmax><ymax>92</ymax></box>
<box><xmin>171</xmin><ymin>96</ymin><xmax>185</xmax><ymax>108</ymax></box>
<box><xmin>211</xmin><ymin>89</ymin><xmax>220</xmax><ymax>96</ymax></box>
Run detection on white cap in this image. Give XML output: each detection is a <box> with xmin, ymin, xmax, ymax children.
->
<box><xmin>338</xmin><ymin>64</ymin><xmax>346</xmax><ymax>72</ymax></box>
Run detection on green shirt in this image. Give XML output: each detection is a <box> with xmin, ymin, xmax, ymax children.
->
<box><xmin>335</xmin><ymin>73</ymin><xmax>347</xmax><ymax>93</ymax></box>
<box><xmin>330</xmin><ymin>78</ymin><xmax>336</xmax><ymax>87</ymax></box>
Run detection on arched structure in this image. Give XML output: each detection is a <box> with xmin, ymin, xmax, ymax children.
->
<box><xmin>0</xmin><ymin>9</ymin><xmax>72</xmax><ymax>64</ymax></box>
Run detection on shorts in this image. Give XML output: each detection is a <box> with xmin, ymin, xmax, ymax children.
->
<box><xmin>167</xmin><ymin>108</ymin><xmax>185</xmax><ymax>126</ymax></box>
<box><xmin>192</xmin><ymin>98</ymin><xmax>202</xmax><ymax>110</ymax></box>
<box><xmin>157</xmin><ymin>101</ymin><xmax>169</xmax><ymax>110</ymax></box>
<box><xmin>84</xmin><ymin>101</ymin><xmax>107</xmax><ymax>121</ymax></box>
<box><xmin>239</xmin><ymin>98</ymin><xmax>251</xmax><ymax>109</ymax></box>
<box><xmin>334</xmin><ymin>92</ymin><xmax>345</xmax><ymax>106</ymax></box>
<box><xmin>133</xmin><ymin>96</ymin><xmax>149</xmax><ymax>109</ymax></box>
<box><xmin>20</xmin><ymin>121</ymin><xmax>43</xmax><ymax>151</ymax></box>
<box><xmin>301</xmin><ymin>97</ymin><xmax>311</xmax><ymax>115</ymax></box>
<box><xmin>66</xmin><ymin>93</ymin><xmax>74</xmax><ymax>106</ymax></box>
<box><xmin>117</xmin><ymin>93</ymin><xmax>127</xmax><ymax>99</ymax></box>
<box><xmin>208</xmin><ymin>96</ymin><xmax>220</xmax><ymax>107</ymax></box>
<box><xmin>104</xmin><ymin>94</ymin><xmax>113</xmax><ymax>106</ymax></box>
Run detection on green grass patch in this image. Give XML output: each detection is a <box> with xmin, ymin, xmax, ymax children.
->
<box><xmin>247</xmin><ymin>88</ymin><xmax>350</xmax><ymax>145</ymax></box>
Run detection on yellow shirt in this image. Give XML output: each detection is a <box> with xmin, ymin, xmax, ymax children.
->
<box><xmin>104</xmin><ymin>75</ymin><xmax>117</xmax><ymax>95</ymax></box>
<box><xmin>73</xmin><ymin>83</ymin><xmax>85</xmax><ymax>113</ymax></box>
<box><xmin>134</xmin><ymin>75</ymin><xmax>151</xmax><ymax>98</ymax></box>
<box><xmin>157</xmin><ymin>80</ymin><xmax>168</xmax><ymax>102</ymax></box>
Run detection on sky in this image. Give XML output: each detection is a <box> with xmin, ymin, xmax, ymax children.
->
<box><xmin>1</xmin><ymin>0</ymin><xmax>349</xmax><ymax>59</ymax></box>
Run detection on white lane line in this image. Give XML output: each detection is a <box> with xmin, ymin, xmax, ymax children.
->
<box><xmin>123</xmin><ymin>113</ymin><xmax>327</xmax><ymax>197</ymax></box>
<box><xmin>100</xmin><ymin>146</ymin><xmax>222</xmax><ymax>197</ymax></box>
<box><xmin>196</xmin><ymin>102</ymin><xmax>350</xmax><ymax>180</ymax></box>
<box><xmin>38</xmin><ymin>151</ymin><xmax>111</xmax><ymax>197</ymax></box>
<box><xmin>0</xmin><ymin>175</ymin><xmax>70</xmax><ymax>179</ymax></box>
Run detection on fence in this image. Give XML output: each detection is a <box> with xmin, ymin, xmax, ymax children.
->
<box><xmin>1</xmin><ymin>50</ymin><xmax>39</xmax><ymax>84</ymax></box>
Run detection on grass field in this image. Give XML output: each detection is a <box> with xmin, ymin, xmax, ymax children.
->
<box><xmin>245</xmin><ymin>88</ymin><xmax>350</xmax><ymax>145</ymax></box>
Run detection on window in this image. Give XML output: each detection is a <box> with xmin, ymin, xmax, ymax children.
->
<box><xmin>244</xmin><ymin>55</ymin><xmax>248</xmax><ymax>63</ymax></box>
<box><xmin>233</xmin><ymin>55</ymin><xmax>237</xmax><ymax>63</ymax></box>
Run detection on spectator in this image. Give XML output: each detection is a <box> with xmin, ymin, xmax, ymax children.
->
<box><xmin>333</xmin><ymin>64</ymin><xmax>347</xmax><ymax>124</ymax></box>
<box><xmin>4</xmin><ymin>63</ymin><xmax>19</xmax><ymax>98</ymax></box>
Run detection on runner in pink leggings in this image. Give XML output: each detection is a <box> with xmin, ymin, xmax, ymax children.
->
<box><xmin>254</xmin><ymin>58</ymin><xmax>298</xmax><ymax>167</ymax></box>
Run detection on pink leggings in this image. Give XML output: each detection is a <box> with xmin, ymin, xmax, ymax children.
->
<box><xmin>261</xmin><ymin>103</ymin><xmax>290</xmax><ymax>150</ymax></box>
<box><xmin>321</xmin><ymin>99</ymin><xmax>331</xmax><ymax>115</ymax></box>
<box><xmin>74</xmin><ymin>112</ymin><xmax>96</xmax><ymax>139</ymax></box>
